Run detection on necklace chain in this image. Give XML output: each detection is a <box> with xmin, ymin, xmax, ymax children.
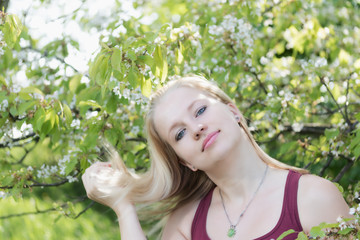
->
<box><xmin>219</xmin><ymin>165</ymin><xmax>269</xmax><ymax>238</ymax></box>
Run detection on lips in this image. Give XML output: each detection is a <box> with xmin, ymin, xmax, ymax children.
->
<box><xmin>202</xmin><ymin>130</ymin><xmax>220</xmax><ymax>152</ymax></box>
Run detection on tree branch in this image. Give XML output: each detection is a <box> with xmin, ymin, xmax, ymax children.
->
<box><xmin>0</xmin><ymin>133</ymin><xmax>39</xmax><ymax>148</ymax></box>
<box><xmin>125</xmin><ymin>137</ymin><xmax>147</xmax><ymax>143</ymax></box>
<box><xmin>320</xmin><ymin>76</ymin><xmax>351</xmax><ymax>126</ymax></box>
<box><xmin>249</xmin><ymin>70</ymin><xmax>268</xmax><ymax>95</ymax></box>
<box><xmin>10</xmin><ymin>141</ymin><xmax>38</xmax><ymax>166</ymax></box>
<box><xmin>22</xmin><ymin>46</ymin><xmax>89</xmax><ymax>78</ymax></box>
<box><xmin>71</xmin><ymin>201</ymin><xmax>95</xmax><ymax>219</ymax></box>
<box><xmin>0</xmin><ymin>179</ymin><xmax>69</xmax><ymax>189</ymax></box>
<box><xmin>333</xmin><ymin>157</ymin><xmax>358</xmax><ymax>183</ymax></box>
<box><xmin>0</xmin><ymin>196</ymin><xmax>89</xmax><ymax>219</ymax></box>
<box><xmin>319</xmin><ymin>147</ymin><xmax>335</xmax><ymax>177</ymax></box>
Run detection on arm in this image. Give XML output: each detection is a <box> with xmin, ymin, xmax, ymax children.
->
<box><xmin>82</xmin><ymin>162</ymin><xmax>146</xmax><ymax>240</ymax></box>
<box><xmin>298</xmin><ymin>174</ymin><xmax>352</xmax><ymax>232</ymax></box>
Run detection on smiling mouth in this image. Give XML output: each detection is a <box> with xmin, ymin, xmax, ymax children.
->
<box><xmin>202</xmin><ymin>130</ymin><xmax>221</xmax><ymax>152</ymax></box>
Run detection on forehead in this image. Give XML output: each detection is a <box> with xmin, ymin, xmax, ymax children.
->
<box><xmin>153</xmin><ymin>87</ymin><xmax>213</xmax><ymax>137</ymax></box>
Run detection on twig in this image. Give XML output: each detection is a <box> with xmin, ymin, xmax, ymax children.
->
<box><xmin>319</xmin><ymin>148</ymin><xmax>335</xmax><ymax>177</ymax></box>
<box><xmin>320</xmin><ymin>77</ymin><xmax>351</xmax><ymax>126</ymax></box>
<box><xmin>344</xmin><ymin>77</ymin><xmax>350</xmax><ymax>124</ymax></box>
<box><xmin>0</xmin><ymin>196</ymin><xmax>89</xmax><ymax>219</ymax></box>
<box><xmin>333</xmin><ymin>157</ymin><xmax>358</xmax><ymax>182</ymax></box>
<box><xmin>0</xmin><ymin>133</ymin><xmax>38</xmax><ymax>148</ymax></box>
<box><xmin>126</xmin><ymin>137</ymin><xmax>147</xmax><ymax>143</ymax></box>
<box><xmin>0</xmin><ymin>206</ymin><xmax>59</xmax><ymax>219</ymax></box>
<box><xmin>249</xmin><ymin>70</ymin><xmax>268</xmax><ymax>95</ymax></box>
<box><xmin>10</xmin><ymin>141</ymin><xmax>38</xmax><ymax>165</ymax></box>
<box><xmin>0</xmin><ymin>179</ymin><xmax>69</xmax><ymax>189</ymax></box>
<box><xmin>71</xmin><ymin>201</ymin><xmax>95</xmax><ymax>219</ymax></box>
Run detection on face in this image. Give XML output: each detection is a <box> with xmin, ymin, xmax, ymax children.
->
<box><xmin>153</xmin><ymin>87</ymin><xmax>243</xmax><ymax>171</ymax></box>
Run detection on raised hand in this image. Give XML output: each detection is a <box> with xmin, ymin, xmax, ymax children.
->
<box><xmin>82</xmin><ymin>161</ymin><xmax>131</xmax><ymax>211</ymax></box>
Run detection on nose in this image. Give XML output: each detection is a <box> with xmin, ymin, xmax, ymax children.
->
<box><xmin>194</xmin><ymin>124</ymin><xmax>206</xmax><ymax>140</ymax></box>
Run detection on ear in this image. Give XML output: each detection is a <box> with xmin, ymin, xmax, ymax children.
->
<box><xmin>180</xmin><ymin>159</ymin><xmax>198</xmax><ymax>172</ymax></box>
<box><xmin>227</xmin><ymin>103</ymin><xmax>242</xmax><ymax>120</ymax></box>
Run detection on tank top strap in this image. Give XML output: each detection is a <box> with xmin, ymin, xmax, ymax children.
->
<box><xmin>191</xmin><ymin>187</ymin><xmax>214</xmax><ymax>240</ymax></box>
<box><xmin>283</xmin><ymin>170</ymin><xmax>303</xmax><ymax>230</ymax></box>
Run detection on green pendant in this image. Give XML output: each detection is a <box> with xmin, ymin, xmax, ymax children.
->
<box><xmin>227</xmin><ymin>226</ymin><xmax>236</xmax><ymax>237</ymax></box>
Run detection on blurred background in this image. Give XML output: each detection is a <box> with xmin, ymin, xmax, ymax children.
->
<box><xmin>0</xmin><ymin>0</ymin><xmax>359</xmax><ymax>239</ymax></box>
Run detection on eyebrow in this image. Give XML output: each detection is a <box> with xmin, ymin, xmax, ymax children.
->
<box><xmin>168</xmin><ymin>99</ymin><xmax>201</xmax><ymax>139</ymax></box>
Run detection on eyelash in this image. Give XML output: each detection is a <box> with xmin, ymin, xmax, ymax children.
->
<box><xmin>175</xmin><ymin>106</ymin><xmax>207</xmax><ymax>141</ymax></box>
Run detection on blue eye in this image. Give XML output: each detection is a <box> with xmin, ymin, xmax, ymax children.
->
<box><xmin>196</xmin><ymin>106</ymin><xmax>206</xmax><ymax>117</ymax></box>
<box><xmin>175</xmin><ymin>129</ymin><xmax>186</xmax><ymax>141</ymax></box>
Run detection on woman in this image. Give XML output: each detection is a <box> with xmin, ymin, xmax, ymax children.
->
<box><xmin>82</xmin><ymin>76</ymin><xmax>351</xmax><ymax>239</ymax></box>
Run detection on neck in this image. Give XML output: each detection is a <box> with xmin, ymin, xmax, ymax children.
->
<box><xmin>204</xmin><ymin>133</ymin><xmax>269</xmax><ymax>202</ymax></box>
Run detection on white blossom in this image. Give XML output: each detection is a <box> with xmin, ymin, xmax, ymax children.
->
<box><xmin>86</xmin><ymin>111</ymin><xmax>98</xmax><ymax>119</ymax></box>
<box><xmin>0</xmin><ymin>99</ymin><xmax>8</xmax><ymax>111</ymax></box>
<box><xmin>320</xmin><ymin>85</ymin><xmax>327</xmax><ymax>93</ymax></box>
<box><xmin>70</xmin><ymin>119</ymin><xmax>81</xmax><ymax>129</ymax></box>
<box><xmin>349</xmin><ymin>208</ymin><xmax>356</xmax><ymax>215</ymax></box>
<box><xmin>66</xmin><ymin>175</ymin><xmax>78</xmax><ymax>183</ymax></box>
<box><xmin>0</xmin><ymin>191</ymin><xmax>7</xmax><ymax>199</ymax></box>
<box><xmin>260</xmin><ymin>56</ymin><xmax>269</xmax><ymax>65</ymax></box>
<box><xmin>314</xmin><ymin>57</ymin><xmax>327</xmax><ymax>67</ymax></box>
<box><xmin>337</xmin><ymin>95</ymin><xmax>347</xmax><ymax>104</ymax></box>
<box><xmin>292</xmin><ymin>122</ymin><xmax>304</xmax><ymax>132</ymax></box>
<box><xmin>131</xmin><ymin>126</ymin><xmax>140</xmax><ymax>135</ymax></box>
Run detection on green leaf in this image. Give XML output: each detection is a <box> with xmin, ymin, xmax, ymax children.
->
<box><xmin>0</xmin><ymin>75</ymin><xmax>7</xmax><ymax>87</ymax></box>
<box><xmin>3</xmin><ymin>14</ymin><xmax>23</xmax><ymax>48</ymax></box>
<box><xmin>80</xmin><ymin>158</ymin><xmax>90</xmax><ymax>174</ymax></box>
<box><xmin>175</xmin><ymin>47</ymin><xmax>184</xmax><ymax>64</ymax></box>
<box><xmin>276</xmin><ymin>229</ymin><xmax>295</xmax><ymax>240</ymax></box>
<box><xmin>20</xmin><ymin>86</ymin><xmax>44</xmax><ymax>97</ymax></box>
<box><xmin>339</xmin><ymin>49</ymin><xmax>350</xmax><ymax>65</ymax></box>
<box><xmin>33</xmin><ymin>107</ymin><xmax>46</xmax><ymax>132</ymax></box>
<box><xmin>354</xmin><ymin>145</ymin><xmax>360</xmax><ymax>158</ymax></box>
<box><xmin>1</xmin><ymin>175</ymin><xmax>14</xmax><ymax>186</ymax></box>
<box><xmin>18</xmin><ymin>100</ymin><xmax>36</xmax><ymax>115</ymax></box>
<box><xmin>127</xmin><ymin>49</ymin><xmax>137</xmax><ymax>61</ymax></box>
<box><xmin>296</xmin><ymin>232</ymin><xmax>309</xmax><ymax>240</ymax></box>
<box><xmin>106</xmin><ymin>94</ymin><xmax>118</xmax><ymax>113</ymax></box>
<box><xmin>338</xmin><ymin>227</ymin><xmax>353</xmax><ymax>235</ymax></box>
<box><xmin>89</xmin><ymin>54</ymin><xmax>105</xmax><ymax>81</ymax></box>
<box><xmin>354</xmin><ymin>112</ymin><xmax>360</xmax><ymax>122</ymax></box>
<box><xmin>65</xmin><ymin>159</ymin><xmax>78</xmax><ymax>175</ymax></box>
<box><xmin>104</xmin><ymin>129</ymin><xmax>119</xmax><ymax>146</ymax></box>
<box><xmin>79</xmin><ymin>100</ymin><xmax>102</xmax><ymax>109</ymax></box>
<box><xmin>324</xmin><ymin>128</ymin><xmax>339</xmax><ymax>140</ymax></box>
<box><xmin>63</xmin><ymin>103</ymin><xmax>73</xmax><ymax>126</ymax></box>
<box><xmin>128</xmin><ymin>67</ymin><xmax>139</xmax><ymax>88</ymax></box>
<box><xmin>309</xmin><ymin>226</ymin><xmax>325</xmax><ymax>238</ymax></box>
<box><xmin>97</xmin><ymin>55</ymin><xmax>111</xmax><ymax>85</ymax></box>
<box><xmin>141</xmin><ymin>76</ymin><xmax>152</xmax><ymax>97</ymax></box>
<box><xmin>82</xmin><ymin>132</ymin><xmax>98</xmax><ymax>151</ymax></box>
<box><xmin>349</xmin><ymin>132</ymin><xmax>360</xmax><ymax>150</ymax></box>
<box><xmin>144</xmin><ymin>32</ymin><xmax>158</xmax><ymax>42</ymax></box>
<box><xmin>69</xmin><ymin>74</ymin><xmax>82</xmax><ymax>93</ymax></box>
<box><xmin>111</xmin><ymin>48</ymin><xmax>122</xmax><ymax>72</ymax></box>
<box><xmin>10</xmin><ymin>106</ymin><xmax>17</xmax><ymax>116</ymax></box>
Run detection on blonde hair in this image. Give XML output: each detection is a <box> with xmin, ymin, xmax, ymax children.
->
<box><xmin>111</xmin><ymin>75</ymin><xmax>307</xmax><ymax>215</ymax></box>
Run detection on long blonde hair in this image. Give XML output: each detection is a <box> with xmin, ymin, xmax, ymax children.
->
<box><xmin>110</xmin><ymin>75</ymin><xmax>307</xmax><ymax>215</ymax></box>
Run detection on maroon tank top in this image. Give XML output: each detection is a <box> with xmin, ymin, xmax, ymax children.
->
<box><xmin>191</xmin><ymin>170</ymin><xmax>303</xmax><ymax>240</ymax></box>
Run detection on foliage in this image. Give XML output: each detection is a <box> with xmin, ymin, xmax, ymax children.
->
<box><xmin>0</xmin><ymin>0</ymin><xmax>360</xmax><ymax>239</ymax></box>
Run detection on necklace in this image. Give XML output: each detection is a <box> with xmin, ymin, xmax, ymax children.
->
<box><xmin>219</xmin><ymin>165</ymin><xmax>269</xmax><ymax>238</ymax></box>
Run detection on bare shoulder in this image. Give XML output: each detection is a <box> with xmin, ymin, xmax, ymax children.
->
<box><xmin>161</xmin><ymin>200</ymin><xmax>200</xmax><ymax>240</ymax></box>
<box><xmin>298</xmin><ymin>173</ymin><xmax>351</xmax><ymax>232</ymax></box>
